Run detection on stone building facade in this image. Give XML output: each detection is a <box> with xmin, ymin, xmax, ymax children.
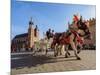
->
<box><xmin>11</xmin><ymin>18</ymin><xmax>39</xmax><ymax>52</ymax></box>
<box><xmin>83</xmin><ymin>18</ymin><xmax>96</xmax><ymax>49</ymax></box>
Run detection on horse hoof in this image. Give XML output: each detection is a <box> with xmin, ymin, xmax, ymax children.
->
<box><xmin>65</xmin><ymin>56</ymin><xmax>68</xmax><ymax>58</ymax></box>
<box><xmin>60</xmin><ymin>53</ymin><xmax>62</xmax><ymax>55</ymax></box>
<box><xmin>77</xmin><ymin>57</ymin><xmax>81</xmax><ymax>60</ymax></box>
<box><xmin>65</xmin><ymin>55</ymin><xmax>68</xmax><ymax>58</ymax></box>
<box><xmin>77</xmin><ymin>51</ymin><xmax>81</xmax><ymax>54</ymax></box>
<box><xmin>68</xmin><ymin>53</ymin><xmax>70</xmax><ymax>56</ymax></box>
<box><xmin>54</xmin><ymin>54</ymin><xmax>57</xmax><ymax>57</ymax></box>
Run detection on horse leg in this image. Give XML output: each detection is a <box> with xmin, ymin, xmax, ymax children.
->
<box><xmin>66</xmin><ymin>44</ymin><xmax>70</xmax><ymax>56</ymax></box>
<box><xmin>67</xmin><ymin>51</ymin><xmax>70</xmax><ymax>56</ymax></box>
<box><xmin>70</xmin><ymin>41</ymin><xmax>81</xmax><ymax>60</ymax></box>
<box><xmin>57</xmin><ymin>45</ymin><xmax>61</xmax><ymax>56</ymax></box>
<box><xmin>54</xmin><ymin>47</ymin><xmax>57</xmax><ymax>57</ymax></box>
<box><xmin>59</xmin><ymin>45</ymin><xmax>62</xmax><ymax>55</ymax></box>
<box><xmin>45</xmin><ymin>48</ymin><xmax>48</xmax><ymax>55</ymax></box>
<box><xmin>75</xmin><ymin>37</ymin><xmax>81</xmax><ymax>54</ymax></box>
<box><xmin>60</xmin><ymin>45</ymin><xmax>66</xmax><ymax>55</ymax></box>
<box><xmin>70</xmin><ymin>34</ymin><xmax>81</xmax><ymax>60</ymax></box>
<box><xmin>77</xmin><ymin>43</ymin><xmax>82</xmax><ymax>54</ymax></box>
<box><xmin>45</xmin><ymin>42</ymin><xmax>50</xmax><ymax>55</ymax></box>
<box><xmin>53</xmin><ymin>43</ymin><xmax>56</xmax><ymax>57</ymax></box>
<box><xmin>54</xmin><ymin>44</ymin><xmax>58</xmax><ymax>57</ymax></box>
<box><xmin>65</xmin><ymin>45</ymin><xmax>70</xmax><ymax>58</ymax></box>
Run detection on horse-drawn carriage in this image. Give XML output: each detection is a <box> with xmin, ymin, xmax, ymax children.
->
<box><xmin>32</xmin><ymin>14</ymin><xmax>92</xmax><ymax>60</ymax></box>
<box><xmin>33</xmin><ymin>38</ymin><xmax>53</xmax><ymax>55</ymax></box>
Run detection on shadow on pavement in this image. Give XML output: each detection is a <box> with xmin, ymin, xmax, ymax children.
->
<box><xmin>11</xmin><ymin>55</ymin><xmax>78</xmax><ymax>69</ymax></box>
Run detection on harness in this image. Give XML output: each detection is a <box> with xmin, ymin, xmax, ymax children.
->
<box><xmin>70</xmin><ymin>30</ymin><xmax>83</xmax><ymax>44</ymax></box>
<box><xmin>70</xmin><ymin>20</ymin><xmax>84</xmax><ymax>44</ymax></box>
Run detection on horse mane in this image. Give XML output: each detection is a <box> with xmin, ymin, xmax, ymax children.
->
<box><xmin>55</xmin><ymin>32</ymin><xmax>65</xmax><ymax>37</ymax></box>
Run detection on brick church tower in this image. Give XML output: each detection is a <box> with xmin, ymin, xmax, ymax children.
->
<box><xmin>28</xmin><ymin>17</ymin><xmax>35</xmax><ymax>48</ymax></box>
<box><xmin>28</xmin><ymin>17</ymin><xmax>39</xmax><ymax>48</ymax></box>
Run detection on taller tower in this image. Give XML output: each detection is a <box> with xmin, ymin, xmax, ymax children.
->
<box><xmin>28</xmin><ymin>17</ymin><xmax>34</xmax><ymax>48</ymax></box>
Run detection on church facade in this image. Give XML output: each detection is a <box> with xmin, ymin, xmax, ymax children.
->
<box><xmin>11</xmin><ymin>18</ymin><xmax>39</xmax><ymax>52</ymax></box>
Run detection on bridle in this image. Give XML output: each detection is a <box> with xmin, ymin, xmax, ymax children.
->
<box><xmin>77</xmin><ymin>21</ymin><xmax>91</xmax><ymax>39</ymax></box>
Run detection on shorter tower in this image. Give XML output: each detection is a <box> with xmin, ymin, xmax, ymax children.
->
<box><xmin>34</xmin><ymin>25</ymin><xmax>39</xmax><ymax>42</ymax></box>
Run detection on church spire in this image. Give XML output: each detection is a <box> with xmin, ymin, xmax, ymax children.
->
<box><xmin>29</xmin><ymin>17</ymin><xmax>34</xmax><ymax>25</ymax></box>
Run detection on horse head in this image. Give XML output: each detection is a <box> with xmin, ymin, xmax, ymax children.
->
<box><xmin>50</xmin><ymin>32</ymin><xmax>63</xmax><ymax>49</ymax></box>
<box><xmin>77</xmin><ymin>21</ymin><xmax>92</xmax><ymax>40</ymax></box>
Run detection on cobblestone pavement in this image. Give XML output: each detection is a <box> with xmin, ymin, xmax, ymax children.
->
<box><xmin>11</xmin><ymin>50</ymin><xmax>96</xmax><ymax>75</ymax></box>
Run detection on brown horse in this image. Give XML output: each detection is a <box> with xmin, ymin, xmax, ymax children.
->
<box><xmin>51</xmin><ymin>21</ymin><xmax>91</xmax><ymax>60</ymax></box>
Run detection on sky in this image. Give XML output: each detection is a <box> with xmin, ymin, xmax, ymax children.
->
<box><xmin>11</xmin><ymin>0</ymin><xmax>96</xmax><ymax>39</ymax></box>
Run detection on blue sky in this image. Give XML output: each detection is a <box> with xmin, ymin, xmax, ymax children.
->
<box><xmin>11</xmin><ymin>0</ymin><xmax>96</xmax><ymax>39</ymax></box>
